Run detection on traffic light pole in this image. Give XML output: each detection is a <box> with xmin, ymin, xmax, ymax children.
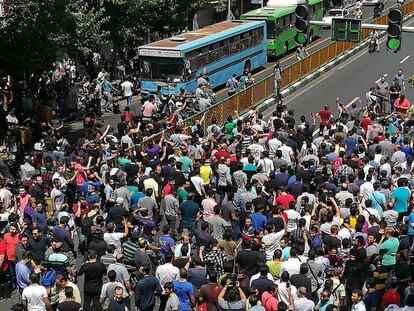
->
<box><xmin>309</xmin><ymin>20</ymin><xmax>414</xmax><ymax>32</ymax></box>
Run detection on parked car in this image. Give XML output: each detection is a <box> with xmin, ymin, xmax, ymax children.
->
<box><xmin>322</xmin><ymin>9</ymin><xmax>350</xmax><ymax>26</ymax></box>
<box><xmin>362</xmin><ymin>0</ymin><xmax>381</xmax><ymax>5</ymax></box>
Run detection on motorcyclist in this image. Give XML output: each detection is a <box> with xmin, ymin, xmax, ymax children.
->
<box><xmin>373</xmin><ymin>3</ymin><xmax>381</xmax><ymax>18</ymax></box>
<box><xmin>195</xmin><ymin>83</ymin><xmax>212</xmax><ymax>111</ymax></box>
<box><xmin>353</xmin><ymin>7</ymin><xmax>363</xmax><ymax>19</ymax></box>
<box><xmin>369</xmin><ymin>30</ymin><xmax>380</xmax><ymax>53</ymax></box>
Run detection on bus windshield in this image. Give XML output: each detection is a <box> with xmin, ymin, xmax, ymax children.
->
<box><xmin>266</xmin><ymin>21</ymin><xmax>277</xmax><ymax>39</ymax></box>
<box><xmin>140</xmin><ymin>57</ymin><xmax>185</xmax><ymax>82</ymax></box>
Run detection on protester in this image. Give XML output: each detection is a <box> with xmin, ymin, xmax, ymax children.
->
<box><xmin>0</xmin><ymin>59</ymin><xmax>414</xmax><ymax>311</ymax></box>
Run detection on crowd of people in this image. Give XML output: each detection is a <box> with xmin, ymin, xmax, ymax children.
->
<box><xmin>0</xmin><ymin>54</ymin><xmax>414</xmax><ymax>311</ymax></box>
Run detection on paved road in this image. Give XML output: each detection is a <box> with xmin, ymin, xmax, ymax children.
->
<box><xmin>63</xmin><ymin>1</ymin><xmax>398</xmax><ymax>141</ymax></box>
<box><xmin>262</xmin><ymin>17</ymin><xmax>414</xmax><ymax>122</ymax></box>
<box><xmin>214</xmin><ymin>0</ymin><xmax>401</xmax><ymax>102</ymax></box>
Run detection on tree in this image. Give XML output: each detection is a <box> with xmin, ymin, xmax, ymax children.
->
<box><xmin>0</xmin><ymin>0</ymin><xmax>108</xmax><ymax>76</ymax></box>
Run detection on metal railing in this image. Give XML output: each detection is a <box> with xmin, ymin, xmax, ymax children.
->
<box><xmin>140</xmin><ymin>0</ymin><xmax>414</xmax><ymax>149</ymax></box>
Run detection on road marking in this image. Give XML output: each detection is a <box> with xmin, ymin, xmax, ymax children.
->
<box><xmin>267</xmin><ymin>17</ymin><xmax>414</xmax><ymax>120</ymax></box>
<box><xmin>375</xmin><ymin>74</ymin><xmax>387</xmax><ymax>83</ymax></box>
<box><xmin>346</xmin><ymin>97</ymin><xmax>361</xmax><ymax>108</ymax></box>
<box><xmin>400</xmin><ymin>55</ymin><xmax>410</xmax><ymax>63</ymax></box>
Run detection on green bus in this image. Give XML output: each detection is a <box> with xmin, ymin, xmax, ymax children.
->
<box><xmin>240</xmin><ymin>0</ymin><xmax>324</xmax><ymax>57</ymax></box>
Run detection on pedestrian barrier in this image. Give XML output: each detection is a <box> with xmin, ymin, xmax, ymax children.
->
<box><xmin>140</xmin><ymin>0</ymin><xmax>414</xmax><ymax>149</ymax></box>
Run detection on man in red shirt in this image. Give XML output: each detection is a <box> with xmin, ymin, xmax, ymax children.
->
<box><xmin>381</xmin><ymin>278</ymin><xmax>400</xmax><ymax>308</ymax></box>
<box><xmin>4</xmin><ymin>223</ymin><xmax>19</xmax><ymax>290</ymax></box>
<box><xmin>316</xmin><ymin>105</ymin><xmax>333</xmax><ymax>133</ymax></box>
<box><xmin>361</xmin><ymin>113</ymin><xmax>373</xmax><ymax>133</ymax></box>
<box><xmin>0</xmin><ymin>233</ymin><xmax>9</xmax><ymax>300</ymax></box>
<box><xmin>214</xmin><ymin>143</ymin><xmax>230</xmax><ymax>162</ymax></box>
<box><xmin>274</xmin><ymin>187</ymin><xmax>295</xmax><ymax>210</ymax></box>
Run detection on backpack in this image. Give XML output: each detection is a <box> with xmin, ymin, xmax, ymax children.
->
<box><xmin>81</xmin><ymin>213</ymin><xmax>98</xmax><ymax>238</ymax></box>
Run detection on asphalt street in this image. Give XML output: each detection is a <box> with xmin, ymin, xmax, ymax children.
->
<box><xmin>214</xmin><ymin>0</ymin><xmax>401</xmax><ymax>102</ymax></box>
<box><xmin>263</xmin><ymin>17</ymin><xmax>414</xmax><ymax>122</ymax></box>
<box><xmin>63</xmin><ymin>0</ymin><xmax>398</xmax><ymax>141</ymax></box>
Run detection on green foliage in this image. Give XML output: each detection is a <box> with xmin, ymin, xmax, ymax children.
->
<box><xmin>0</xmin><ymin>0</ymin><xmax>210</xmax><ymax>75</ymax></box>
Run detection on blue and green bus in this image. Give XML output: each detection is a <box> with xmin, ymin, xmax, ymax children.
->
<box><xmin>138</xmin><ymin>20</ymin><xmax>267</xmax><ymax>95</ymax></box>
<box><xmin>240</xmin><ymin>0</ymin><xmax>324</xmax><ymax>57</ymax></box>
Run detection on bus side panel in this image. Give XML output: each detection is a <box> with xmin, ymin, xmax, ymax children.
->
<box><xmin>193</xmin><ymin>45</ymin><xmax>267</xmax><ymax>90</ymax></box>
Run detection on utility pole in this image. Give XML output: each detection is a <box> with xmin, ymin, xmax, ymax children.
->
<box><xmin>227</xmin><ymin>0</ymin><xmax>235</xmax><ymax>20</ymax></box>
<box><xmin>309</xmin><ymin>20</ymin><xmax>414</xmax><ymax>32</ymax></box>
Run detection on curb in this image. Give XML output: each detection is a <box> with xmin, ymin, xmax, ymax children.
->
<box><xmin>240</xmin><ymin>10</ymin><xmax>414</xmax><ymax>118</ymax></box>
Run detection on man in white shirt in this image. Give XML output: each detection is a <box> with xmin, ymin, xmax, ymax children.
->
<box><xmin>268</xmin><ymin>135</ymin><xmax>282</xmax><ymax>158</ymax></box>
<box><xmin>257</xmin><ymin>151</ymin><xmax>274</xmax><ymax>177</ymax></box>
<box><xmin>22</xmin><ymin>273</ymin><xmax>51</xmax><ymax>311</ymax></box>
<box><xmin>262</xmin><ymin>224</ymin><xmax>285</xmax><ymax>260</ymax></box>
<box><xmin>351</xmin><ymin>289</ymin><xmax>366</xmax><ymax>311</ymax></box>
<box><xmin>121</xmin><ymin>78</ymin><xmax>134</xmax><ymax>107</ymax></box>
<box><xmin>248</xmin><ymin>137</ymin><xmax>264</xmax><ymax>163</ymax></box>
<box><xmin>278</xmin><ymin>139</ymin><xmax>294</xmax><ymax>166</ymax></box>
<box><xmin>155</xmin><ymin>254</ymin><xmax>179</xmax><ymax>293</ymax></box>
<box><xmin>280</xmin><ymin>248</ymin><xmax>302</xmax><ymax>276</ymax></box>
<box><xmin>294</xmin><ymin>287</ymin><xmax>315</xmax><ymax>311</ymax></box>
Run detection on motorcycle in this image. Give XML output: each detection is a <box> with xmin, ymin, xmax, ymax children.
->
<box><xmin>368</xmin><ymin>37</ymin><xmax>378</xmax><ymax>54</ymax></box>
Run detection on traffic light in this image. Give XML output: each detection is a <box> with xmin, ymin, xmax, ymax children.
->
<box><xmin>332</xmin><ymin>18</ymin><xmax>362</xmax><ymax>42</ymax></box>
<box><xmin>294</xmin><ymin>4</ymin><xmax>310</xmax><ymax>45</ymax></box>
<box><xmin>386</xmin><ymin>8</ymin><xmax>403</xmax><ymax>52</ymax></box>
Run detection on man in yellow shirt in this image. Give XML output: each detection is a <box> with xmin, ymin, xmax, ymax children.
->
<box><xmin>199</xmin><ymin>159</ymin><xmax>213</xmax><ymax>188</ymax></box>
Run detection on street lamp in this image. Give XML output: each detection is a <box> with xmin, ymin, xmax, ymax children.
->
<box><xmin>227</xmin><ymin>0</ymin><xmax>235</xmax><ymax>20</ymax></box>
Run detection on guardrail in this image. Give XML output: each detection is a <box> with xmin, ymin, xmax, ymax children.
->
<box><xmin>140</xmin><ymin>0</ymin><xmax>414</xmax><ymax>149</ymax></box>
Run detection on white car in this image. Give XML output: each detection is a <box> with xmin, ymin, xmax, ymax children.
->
<box><xmin>362</xmin><ymin>0</ymin><xmax>381</xmax><ymax>5</ymax></box>
<box><xmin>322</xmin><ymin>9</ymin><xmax>350</xmax><ymax>26</ymax></box>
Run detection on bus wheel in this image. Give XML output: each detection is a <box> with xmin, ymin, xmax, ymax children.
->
<box><xmin>244</xmin><ymin>60</ymin><xmax>251</xmax><ymax>73</ymax></box>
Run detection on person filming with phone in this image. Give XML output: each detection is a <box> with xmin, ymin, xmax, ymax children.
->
<box><xmin>217</xmin><ymin>276</ymin><xmax>247</xmax><ymax>311</ymax></box>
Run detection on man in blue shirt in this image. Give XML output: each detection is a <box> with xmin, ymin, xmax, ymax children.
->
<box><xmin>159</xmin><ymin>226</ymin><xmax>176</xmax><ymax>257</ymax></box>
<box><xmin>389</xmin><ymin>178</ymin><xmax>411</xmax><ymax>217</ymax></box>
<box><xmin>173</xmin><ymin>268</ymin><xmax>195</xmax><ymax>311</ymax></box>
<box><xmin>179</xmin><ymin>193</ymin><xmax>200</xmax><ymax>234</ymax></box>
<box><xmin>16</xmin><ymin>252</ymin><xmax>32</xmax><ymax>291</ymax></box>
<box><xmin>32</xmin><ymin>203</ymin><xmax>47</xmax><ymax>233</ymax></box>
<box><xmin>250</xmin><ymin>205</ymin><xmax>267</xmax><ymax>231</ymax></box>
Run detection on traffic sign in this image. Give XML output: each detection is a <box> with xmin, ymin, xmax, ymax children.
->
<box><xmin>332</xmin><ymin>18</ymin><xmax>362</xmax><ymax>42</ymax></box>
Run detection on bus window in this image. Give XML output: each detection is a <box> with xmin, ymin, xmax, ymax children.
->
<box><xmin>258</xmin><ymin>27</ymin><xmax>264</xmax><ymax>42</ymax></box>
<box><xmin>291</xmin><ymin>13</ymin><xmax>296</xmax><ymax>25</ymax></box>
<box><xmin>209</xmin><ymin>44</ymin><xmax>220</xmax><ymax>63</ymax></box>
<box><xmin>266</xmin><ymin>21</ymin><xmax>276</xmax><ymax>39</ymax></box>
<box><xmin>250</xmin><ymin>29</ymin><xmax>258</xmax><ymax>45</ymax></box>
<box><xmin>220</xmin><ymin>45</ymin><xmax>230</xmax><ymax>59</ymax></box>
<box><xmin>230</xmin><ymin>41</ymin><xmax>240</xmax><ymax>55</ymax></box>
<box><xmin>140</xmin><ymin>57</ymin><xmax>185</xmax><ymax>82</ymax></box>
<box><xmin>285</xmin><ymin>14</ymin><xmax>291</xmax><ymax>27</ymax></box>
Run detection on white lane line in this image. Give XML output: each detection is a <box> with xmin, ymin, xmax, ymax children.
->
<box><xmin>346</xmin><ymin>97</ymin><xmax>360</xmax><ymax>108</ymax></box>
<box><xmin>375</xmin><ymin>74</ymin><xmax>388</xmax><ymax>83</ymax></box>
<box><xmin>400</xmin><ymin>55</ymin><xmax>410</xmax><ymax>64</ymax></box>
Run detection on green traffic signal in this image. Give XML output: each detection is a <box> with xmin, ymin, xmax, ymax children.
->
<box><xmin>295</xmin><ymin>33</ymin><xmax>307</xmax><ymax>45</ymax></box>
<box><xmin>386</xmin><ymin>8</ymin><xmax>403</xmax><ymax>52</ymax></box>
<box><xmin>387</xmin><ymin>38</ymin><xmax>401</xmax><ymax>50</ymax></box>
